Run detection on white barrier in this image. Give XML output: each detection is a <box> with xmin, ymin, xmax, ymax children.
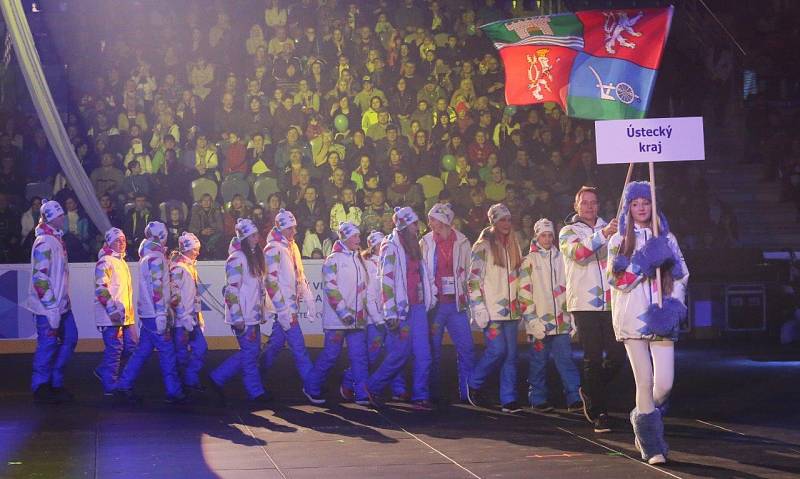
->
<box><xmin>0</xmin><ymin>260</ymin><xmax>325</xmax><ymax>342</ymax></box>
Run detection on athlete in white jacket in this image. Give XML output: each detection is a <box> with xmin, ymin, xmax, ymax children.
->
<box><xmin>421</xmin><ymin>203</ymin><xmax>474</xmax><ymax>404</ymax></box>
<box><xmin>93</xmin><ymin>227</ymin><xmax>138</xmax><ymax>396</ymax></box>
<box><xmin>28</xmin><ymin>200</ymin><xmax>77</xmax><ymax>403</ymax></box>
<box><xmin>607</xmin><ymin>181</ymin><xmax>689</xmax><ymax>465</ymax></box>
<box><xmin>170</xmin><ymin>232</ymin><xmax>208</xmax><ymax>391</ymax></box>
<box><xmin>260</xmin><ymin>209</ymin><xmax>314</xmax><ymax>382</ymax></box>
<box><xmin>466</xmin><ymin>204</ymin><xmax>524</xmax><ymax>413</ymax></box>
<box><xmin>519</xmin><ymin>219</ymin><xmax>581</xmax><ymax>412</ymax></box>
<box><xmin>559</xmin><ymin>186</ymin><xmax>623</xmax><ymax>433</ymax></box>
<box><xmin>115</xmin><ymin>221</ymin><xmax>185</xmax><ymax>403</ymax></box>
<box><xmin>304</xmin><ymin>222</ymin><xmax>373</xmax><ymax>405</ymax></box>
<box><xmin>210</xmin><ymin>219</ymin><xmax>272</xmax><ymax>405</ymax></box>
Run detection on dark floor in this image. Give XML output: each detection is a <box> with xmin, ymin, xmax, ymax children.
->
<box><xmin>0</xmin><ymin>343</ymin><xmax>799</xmax><ymax>479</ymax></box>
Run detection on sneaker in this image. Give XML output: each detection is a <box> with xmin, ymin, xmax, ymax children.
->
<box><xmin>567</xmin><ymin>400</ymin><xmax>584</xmax><ymax>413</ymax></box>
<box><xmin>50</xmin><ymin>387</ymin><xmax>75</xmax><ymax>403</ymax></box>
<box><xmin>391</xmin><ymin>392</ymin><xmax>411</xmax><ymax>403</ymax></box>
<box><xmin>648</xmin><ymin>454</ymin><xmax>667</xmax><ymax>465</ymax></box>
<box><xmin>33</xmin><ymin>384</ymin><xmax>59</xmax><ymax>404</ymax></box>
<box><xmin>93</xmin><ymin>368</ymin><xmax>113</xmax><ymax>397</ymax></box>
<box><xmin>501</xmin><ymin>402</ymin><xmax>523</xmax><ymax>414</ymax></box>
<box><xmin>531</xmin><ymin>402</ymin><xmax>555</xmax><ymax>412</ymax></box>
<box><xmin>412</xmin><ymin>400</ymin><xmax>434</xmax><ymax>411</ymax></box>
<box><xmin>302</xmin><ymin>387</ymin><xmax>326</xmax><ymax>405</ymax></box>
<box><xmin>339</xmin><ymin>384</ymin><xmax>354</xmax><ymax>402</ymax></box>
<box><xmin>578</xmin><ymin>387</ymin><xmax>595</xmax><ymax>423</ymax></box>
<box><xmin>354</xmin><ymin>398</ymin><xmax>370</xmax><ymax>406</ymax></box>
<box><xmin>593</xmin><ymin>413</ymin><xmax>612</xmax><ymax>433</ymax></box>
<box><xmin>466</xmin><ymin>387</ymin><xmax>488</xmax><ymax>408</ymax></box>
<box><xmin>363</xmin><ymin>385</ymin><xmax>383</xmax><ymax>408</ymax></box>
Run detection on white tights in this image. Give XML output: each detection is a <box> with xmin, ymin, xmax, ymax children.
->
<box><xmin>623</xmin><ymin>340</ymin><xmax>674</xmax><ymax>414</ymax></box>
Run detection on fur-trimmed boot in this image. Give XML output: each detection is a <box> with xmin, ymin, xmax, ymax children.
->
<box><xmin>630</xmin><ymin>408</ymin><xmax>668</xmax><ymax>464</ymax></box>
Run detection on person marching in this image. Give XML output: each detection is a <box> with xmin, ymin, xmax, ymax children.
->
<box><xmin>93</xmin><ymin>227</ymin><xmax>138</xmax><ymax>397</ymax></box>
<box><xmin>559</xmin><ymin>186</ymin><xmax>623</xmax><ymax>433</ymax></box>
<box><xmin>421</xmin><ymin>203</ymin><xmax>474</xmax><ymax>404</ymax></box>
<box><xmin>115</xmin><ymin>221</ymin><xmax>185</xmax><ymax>403</ymax></box>
<box><xmin>209</xmin><ymin>218</ymin><xmax>272</xmax><ymax>405</ymax></box>
<box><xmin>28</xmin><ymin>200</ymin><xmax>78</xmax><ymax>403</ymax></box>
<box><xmin>340</xmin><ymin>230</ymin><xmax>408</xmax><ymax>402</ymax></box>
<box><xmin>170</xmin><ymin>232</ymin><xmax>208</xmax><ymax>392</ymax></box>
<box><xmin>520</xmin><ymin>218</ymin><xmax>582</xmax><ymax>412</ymax></box>
<box><xmin>260</xmin><ymin>209</ymin><xmax>314</xmax><ymax>385</ymax></box>
<box><xmin>466</xmin><ymin>204</ymin><xmax>524</xmax><ymax>413</ymax></box>
<box><xmin>607</xmin><ymin>182</ymin><xmax>688</xmax><ymax>465</ymax></box>
<box><xmin>364</xmin><ymin>207</ymin><xmax>435</xmax><ymax>411</ymax></box>
<box><xmin>303</xmin><ymin>222</ymin><xmax>372</xmax><ymax>405</ymax></box>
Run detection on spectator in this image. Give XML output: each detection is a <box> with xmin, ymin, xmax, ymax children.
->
<box><xmin>467</xmin><ymin>130</ymin><xmax>497</xmax><ymax>168</ymax></box>
<box><xmin>361</xmin><ymin>188</ymin><xmax>392</xmax><ymax>234</ymax></box>
<box><xmin>20</xmin><ymin>196</ymin><xmax>42</xmax><ymax>243</ymax></box>
<box><xmin>90</xmin><ymin>152</ymin><xmax>126</xmax><ymax>200</ymax></box>
<box><xmin>386</xmin><ymin>170</ymin><xmax>424</xmax><ymax>211</ymax></box>
<box><xmin>99</xmin><ymin>193</ymin><xmax>124</xmax><ymax>228</ymax></box>
<box><xmin>122</xmin><ymin>159</ymin><xmax>152</xmax><ymax>202</ymax></box>
<box><xmin>166</xmin><ymin>207</ymin><xmax>187</xmax><ymax>251</ymax></box>
<box><xmin>351</xmin><ymin>154</ymin><xmax>378</xmax><ymax>191</ymax></box>
<box><xmin>123</xmin><ymin>194</ymin><xmax>152</xmax><ymax>256</ymax></box>
<box><xmin>223</xmin><ymin>194</ymin><xmax>251</xmax><ymax>238</ymax></box>
<box><xmin>329</xmin><ymin>187</ymin><xmax>363</xmax><ymax>232</ymax></box>
<box><xmin>0</xmin><ymin>193</ymin><xmax>21</xmax><ymax>262</ymax></box>
<box><xmin>321</xmin><ymin>167</ymin><xmax>353</xmax><ymax>205</ymax></box>
<box><xmin>188</xmin><ymin>193</ymin><xmax>224</xmax><ymax>259</ymax></box>
<box><xmin>248</xmin><ymin>133</ymin><xmax>274</xmax><ymax>177</ymax></box>
<box><xmin>302</xmin><ymin>218</ymin><xmax>334</xmax><ymax>259</ymax></box>
<box><xmin>184</xmin><ymin>134</ymin><xmax>219</xmax><ymax>181</ymax></box>
<box><xmin>61</xmin><ymin>196</ymin><xmax>90</xmax><ymax>261</ymax></box>
<box><xmin>220</xmin><ymin>131</ymin><xmax>248</xmax><ymax>176</ymax></box>
<box><xmin>293</xmin><ymin>185</ymin><xmax>327</xmax><ymax>241</ymax></box>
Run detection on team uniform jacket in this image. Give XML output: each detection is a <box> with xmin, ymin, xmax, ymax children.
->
<box><xmin>607</xmin><ymin>226</ymin><xmax>689</xmax><ymax>341</ymax></box>
<box><xmin>137</xmin><ymin>239</ymin><xmax>168</xmax><ymax>328</ymax></box>
<box><xmin>363</xmin><ymin>255</ymin><xmax>384</xmax><ymax>325</ymax></box>
<box><xmin>94</xmin><ymin>246</ymin><xmax>135</xmax><ymax>327</ymax></box>
<box><xmin>559</xmin><ymin>214</ymin><xmax>611</xmax><ymax>312</ymax></box>
<box><xmin>264</xmin><ymin>227</ymin><xmax>315</xmax><ymax>330</ymax></box>
<box><xmin>519</xmin><ymin>241</ymin><xmax>574</xmax><ymax>340</ymax></box>
<box><xmin>26</xmin><ymin>223</ymin><xmax>71</xmax><ymax>327</ymax></box>
<box><xmin>223</xmin><ymin>237</ymin><xmax>274</xmax><ymax>327</ymax></box>
<box><xmin>420</xmin><ymin>229</ymin><xmax>471</xmax><ymax>312</ymax></box>
<box><xmin>170</xmin><ymin>253</ymin><xmax>204</xmax><ymax>331</ymax></box>
<box><xmin>467</xmin><ymin>227</ymin><xmax>523</xmax><ymax>328</ymax></box>
<box><xmin>321</xmin><ymin>241</ymin><xmax>373</xmax><ymax>330</ymax></box>
<box><xmin>380</xmin><ymin>231</ymin><xmax>435</xmax><ymax>325</ymax></box>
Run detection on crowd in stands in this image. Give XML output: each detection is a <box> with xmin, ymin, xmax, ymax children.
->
<box><xmin>0</xmin><ymin>0</ymin><xmax>764</xmax><ymax>262</ymax></box>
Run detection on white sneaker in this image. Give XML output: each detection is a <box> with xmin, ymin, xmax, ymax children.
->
<box><xmin>648</xmin><ymin>454</ymin><xmax>666</xmax><ymax>465</ymax></box>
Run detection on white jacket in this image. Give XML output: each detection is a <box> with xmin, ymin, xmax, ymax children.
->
<box><xmin>363</xmin><ymin>254</ymin><xmax>384</xmax><ymax>325</ymax></box>
<box><xmin>26</xmin><ymin>223</ymin><xmax>71</xmax><ymax>327</ymax></box>
<box><xmin>94</xmin><ymin>247</ymin><xmax>135</xmax><ymax>327</ymax></box>
<box><xmin>380</xmin><ymin>230</ymin><xmax>435</xmax><ymax>323</ymax></box>
<box><xmin>520</xmin><ymin>242</ymin><xmax>574</xmax><ymax>340</ymax></box>
<box><xmin>420</xmin><ymin>228</ymin><xmax>471</xmax><ymax>312</ymax></box>
<box><xmin>223</xmin><ymin>238</ymin><xmax>274</xmax><ymax>326</ymax></box>
<box><xmin>559</xmin><ymin>215</ymin><xmax>611</xmax><ymax>312</ymax></box>
<box><xmin>608</xmin><ymin>226</ymin><xmax>689</xmax><ymax>341</ymax></box>
<box><xmin>264</xmin><ymin>227</ymin><xmax>316</xmax><ymax>330</ymax></box>
<box><xmin>137</xmin><ymin>239</ymin><xmax>168</xmax><ymax>321</ymax></box>
<box><xmin>170</xmin><ymin>254</ymin><xmax>204</xmax><ymax>331</ymax></box>
<box><xmin>467</xmin><ymin>227</ymin><xmax>523</xmax><ymax>328</ymax></box>
<box><xmin>321</xmin><ymin>241</ymin><xmax>373</xmax><ymax>330</ymax></box>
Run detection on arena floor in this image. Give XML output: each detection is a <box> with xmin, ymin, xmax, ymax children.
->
<box><xmin>0</xmin><ymin>344</ymin><xmax>798</xmax><ymax>478</ymax></box>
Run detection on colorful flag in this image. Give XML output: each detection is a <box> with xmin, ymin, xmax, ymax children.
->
<box><xmin>481</xmin><ymin>7</ymin><xmax>673</xmax><ymax>120</ymax></box>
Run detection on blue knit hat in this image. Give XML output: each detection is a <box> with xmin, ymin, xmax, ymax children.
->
<box><xmin>619</xmin><ymin>181</ymin><xmax>669</xmax><ymax>235</ymax></box>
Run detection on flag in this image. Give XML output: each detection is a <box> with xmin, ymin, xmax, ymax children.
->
<box><xmin>481</xmin><ymin>7</ymin><xmax>673</xmax><ymax>120</ymax></box>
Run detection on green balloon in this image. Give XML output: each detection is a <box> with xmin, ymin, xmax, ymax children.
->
<box><xmin>334</xmin><ymin>114</ymin><xmax>349</xmax><ymax>132</ymax></box>
<box><xmin>441</xmin><ymin>154</ymin><xmax>456</xmax><ymax>171</ymax></box>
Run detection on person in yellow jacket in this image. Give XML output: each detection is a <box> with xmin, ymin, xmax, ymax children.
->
<box><xmin>93</xmin><ymin>227</ymin><xmax>137</xmax><ymax>397</ymax></box>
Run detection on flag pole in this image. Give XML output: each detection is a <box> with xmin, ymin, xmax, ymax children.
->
<box><xmin>648</xmin><ymin>161</ymin><xmax>663</xmax><ymax>307</ymax></box>
<box><xmin>616</xmin><ymin>162</ymin><xmax>635</xmax><ymax>219</ymax></box>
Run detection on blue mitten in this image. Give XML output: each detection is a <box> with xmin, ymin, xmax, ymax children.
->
<box><xmin>632</xmin><ymin>235</ymin><xmax>673</xmax><ymax>277</ymax></box>
<box><xmin>638</xmin><ymin>297</ymin><xmax>687</xmax><ymax>339</ymax></box>
<box><xmin>612</xmin><ymin>254</ymin><xmax>630</xmax><ymax>273</ymax></box>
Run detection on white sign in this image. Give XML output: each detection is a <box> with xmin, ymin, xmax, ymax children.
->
<box><xmin>594</xmin><ymin>116</ymin><xmax>705</xmax><ymax>164</ymax></box>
